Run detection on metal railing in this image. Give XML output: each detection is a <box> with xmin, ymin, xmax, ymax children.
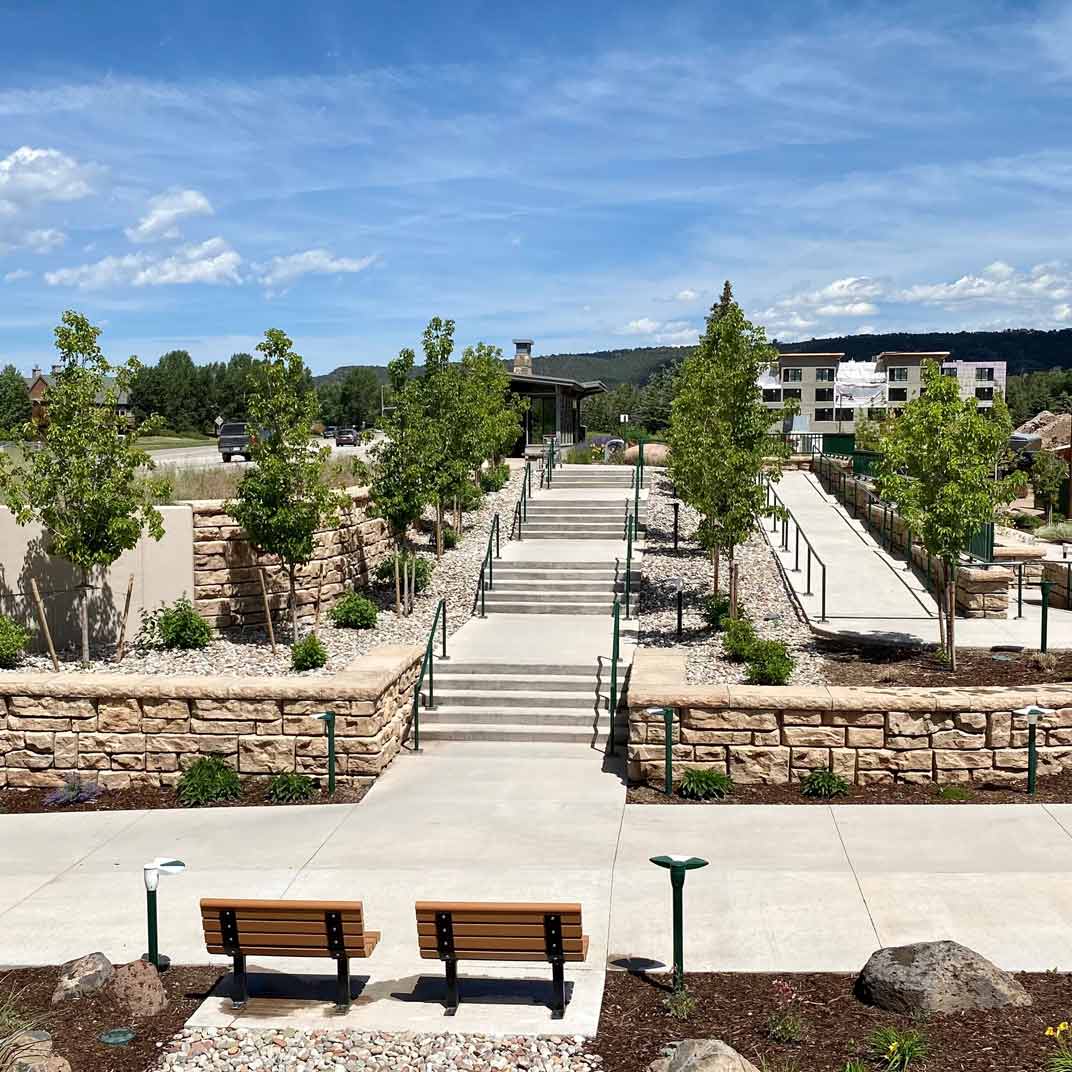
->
<box><xmin>545</xmin><ymin>439</ymin><xmax>557</xmax><ymax>487</ymax></box>
<box><xmin>624</xmin><ymin>512</ymin><xmax>636</xmax><ymax>617</ymax></box>
<box><xmin>608</xmin><ymin>599</ymin><xmax>621</xmax><ymax>757</ymax></box>
<box><xmin>764</xmin><ymin>479</ymin><xmax>828</xmax><ymax>621</ymax></box>
<box><xmin>409</xmin><ymin>597</ymin><xmax>447</xmax><ymax>751</ymax></box>
<box><xmin>477</xmin><ymin>513</ymin><xmax>501</xmax><ymax>617</ymax></box>
<box><xmin>510</xmin><ymin>461</ymin><xmax>532</xmax><ymax>540</ymax></box>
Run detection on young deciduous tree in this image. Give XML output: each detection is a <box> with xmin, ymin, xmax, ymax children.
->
<box><xmin>668</xmin><ymin>295</ymin><xmax>795</xmax><ymax>610</ymax></box>
<box><xmin>0</xmin><ymin>364</ymin><xmax>31</xmax><ymax>437</ymax></box>
<box><xmin>875</xmin><ymin>361</ymin><xmax>1024</xmax><ymax>668</ymax></box>
<box><xmin>1030</xmin><ymin>449</ymin><xmax>1066</xmax><ymax>523</ymax></box>
<box><xmin>0</xmin><ymin>312</ymin><xmax>170</xmax><ymax>662</ymax></box>
<box><xmin>227</xmin><ymin>329</ymin><xmax>347</xmax><ymax>642</ymax></box>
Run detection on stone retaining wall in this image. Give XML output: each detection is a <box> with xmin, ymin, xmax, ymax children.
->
<box><xmin>1043</xmin><ymin>560</ymin><xmax>1072</xmax><ymax>609</ymax></box>
<box><xmin>190</xmin><ymin>486</ymin><xmax>393</xmax><ymax>630</ymax></box>
<box><xmin>627</xmin><ymin>648</ymin><xmax>1072</xmax><ymax>789</ymax></box>
<box><xmin>0</xmin><ymin>645</ymin><xmax>422</xmax><ymax>790</ymax></box>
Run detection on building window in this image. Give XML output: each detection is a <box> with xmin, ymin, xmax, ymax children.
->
<box><xmin>782</xmin><ymin>367</ymin><xmax>803</xmax><ymax>383</ymax></box>
<box><xmin>782</xmin><ymin>388</ymin><xmax>802</xmax><ymax>401</ymax></box>
<box><xmin>762</xmin><ymin>388</ymin><xmax>781</xmax><ymax>403</ymax></box>
<box><xmin>975</xmin><ymin>386</ymin><xmax>994</xmax><ymax>401</ymax></box>
<box><xmin>815</xmin><ymin>388</ymin><xmax>834</xmax><ymax>402</ymax></box>
<box><xmin>888</xmin><ymin>367</ymin><xmax>909</xmax><ymax>382</ymax></box>
<box><xmin>868</xmin><ymin>407</ymin><xmax>887</xmax><ymax>420</ymax></box>
<box><xmin>835</xmin><ymin>408</ymin><xmax>855</xmax><ymax>423</ymax></box>
<box><xmin>942</xmin><ymin>366</ymin><xmax>958</xmax><ymax>377</ymax></box>
<box><xmin>815</xmin><ymin>408</ymin><xmax>834</xmax><ymax>422</ymax></box>
<box><xmin>888</xmin><ymin>387</ymin><xmax>907</xmax><ymax>402</ymax></box>
<box><xmin>975</xmin><ymin>367</ymin><xmax>995</xmax><ymax>382</ymax></box>
<box><xmin>815</xmin><ymin>367</ymin><xmax>836</xmax><ymax>383</ymax></box>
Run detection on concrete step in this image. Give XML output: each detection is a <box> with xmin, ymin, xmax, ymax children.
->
<box><xmin>417</xmin><ymin>723</ymin><xmax>611</xmax><ymax>744</ymax></box>
<box><xmin>434</xmin><ymin>661</ymin><xmax>624</xmax><ymax>676</ymax></box>
<box><xmin>423</xmin><ymin>673</ymin><xmax>596</xmax><ymax>691</ymax></box>
<box><xmin>521</xmin><ymin>532</ymin><xmax>631</xmax><ymax>540</ymax></box>
<box><xmin>481</xmin><ymin>601</ymin><xmax>613</xmax><ymax>614</ymax></box>
<box><xmin>492</xmin><ymin>561</ymin><xmax>625</xmax><ymax>569</ymax></box>
<box><xmin>488</xmin><ymin>581</ymin><xmax>627</xmax><ymax>593</ymax></box>
<box><xmin>485</xmin><ymin>588</ymin><xmax>621</xmax><ymax>602</ymax></box>
<box><xmin>420</xmin><ymin>707</ymin><xmax>600</xmax><ymax>725</ymax></box>
<box><xmin>494</xmin><ymin>570</ymin><xmax>639</xmax><ymax>580</ymax></box>
<box><xmin>431</xmin><ymin>689</ymin><xmax>600</xmax><ymax>708</ymax></box>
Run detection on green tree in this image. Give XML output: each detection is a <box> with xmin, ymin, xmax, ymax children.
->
<box><xmin>227</xmin><ymin>329</ymin><xmax>346</xmax><ymax>641</ymax></box>
<box><xmin>0</xmin><ymin>364</ymin><xmax>31</xmax><ymax>437</ymax></box>
<box><xmin>875</xmin><ymin>361</ymin><xmax>1024</xmax><ymax>668</ymax></box>
<box><xmin>1030</xmin><ymin>449</ymin><xmax>1066</xmax><ymax>522</ymax></box>
<box><xmin>669</xmin><ymin>295</ymin><xmax>795</xmax><ymax>608</ymax></box>
<box><xmin>462</xmin><ymin>341</ymin><xmax>524</xmax><ymax>466</ymax></box>
<box><xmin>0</xmin><ymin>312</ymin><xmax>170</xmax><ymax>661</ymax></box>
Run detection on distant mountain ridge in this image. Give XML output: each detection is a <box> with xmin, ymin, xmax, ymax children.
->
<box><xmin>312</xmin><ymin>328</ymin><xmax>1072</xmax><ymax>388</ymax></box>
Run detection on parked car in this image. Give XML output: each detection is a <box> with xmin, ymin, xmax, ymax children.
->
<box><xmin>323</xmin><ymin>426</ymin><xmax>337</xmax><ymax>439</ymax></box>
<box><xmin>218</xmin><ymin>422</ymin><xmax>250</xmax><ymax>462</ymax></box>
<box><xmin>335</xmin><ymin>427</ymin><xmax>357</xmax><ymax>446</ymax></box>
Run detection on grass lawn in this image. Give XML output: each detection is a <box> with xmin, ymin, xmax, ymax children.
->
<box><xmin>140</xmin><ymin>434</ymin><xmax>215</xmax><ymax>450</ymax></box>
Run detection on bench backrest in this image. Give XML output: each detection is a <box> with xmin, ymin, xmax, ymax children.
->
<box><xmin>201</xmin><ymin>898</ymin><xmax>368</xmax><ymax>958</ymax></box>
<box><xmin>415</xmin><ymin>901</ymin><xmax>586</xmax><ymax>962</ymax></box>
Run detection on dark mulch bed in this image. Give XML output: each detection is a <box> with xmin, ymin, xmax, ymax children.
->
<box><xmin>0</xmin><ymin>780</ymin><xmax>368</xmax><ymax>815</ymax></box>
<box><xmin>593</xmin><ymin>970</ymin><xmax>1071</xmax><ymax>1072</ymax></box>
<box><xmin>822</xmin><ymin>645</ymin><xmax>1072</xmax><ymax>687</ymax></box>
<box><xmin>628</xmin><ymin>768</ymin><xmax>1072</xmax><ymax>805</ymax></box>
<box><xmin>2</xmin><ymin>965</ymin><xmax>223</xmax><ymax>1072</ymax></box>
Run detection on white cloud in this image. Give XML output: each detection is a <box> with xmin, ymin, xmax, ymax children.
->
<box><xmin>257</xmin><ymin>248</ymin><xmax>378</xmax><ymax>289</ymax></box>
<box><xmin>1057</xmin><ymin>304</ymin><xmax>1072</xmax><ymax>322</ymax></box>
<box><xmin>3</xmin><ymin>268</ymin><xmax>30</xmax><ymax>283</ymax></box>
<box><xmin>675</xmin><ymin>288</ymin><xmax>698</xmax><ymax>301</ymax></box>
<box><xmin>898</xmin><ymin>262</ymin><xmax>1071</xmax><ymax>306</ymax></box>
<box><xmin>619</xmin><ymin>317</ymin><xmax>661</xmax><ymax>335</ymax></box>
<box><xmin>45</xmin><ymin>237</ymin><xmax>241</xmax><ymax>289</ymax></box>
<box><xmin>983</xmin><ymin>260</ymin><xmax>1016</xmax><ymax>280</ymax></box>
<box><xmin>23</xmin><ymin>228</ymin><xmax>66</xmax><ymax>253</ymax></box>
<box><xmin>0</xmin><ymin>146</ymin><xmax>97</xmax><ymax>214</ymax></box>
<box><xmin>126</xmin><ymin>188</ymin><xmax>213</xmax><ymax>243</ymax></box>
<box><xmin>815</xmin><ymin>301</ymin><xmax>878</xmax><ymax>317</ymax></box>
<box><xmin>618</xmin><ymin>316</ymin><xmax>697</xmax><ymax>344</ymax></box>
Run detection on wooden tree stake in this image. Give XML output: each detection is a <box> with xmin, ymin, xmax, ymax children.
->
<box><xmin>115</xmin><ymin>573</ymin><xmax>135</xmax><ymax>662</ymax></box>
<box><xmin>258</xmin><ymin>567</ymin><xmax>277</xmax><ymax>653</ymax></box>
<box><xmin>29</xmin><ymin>578</ymin><xmax>60</xmax><ymax>672</ymax></box>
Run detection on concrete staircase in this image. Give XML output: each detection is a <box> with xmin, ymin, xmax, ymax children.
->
<box><xmin>484</xmin><ymin>561</ymin><xmax>642</xmax><ymax>614</ymax></box>
<box><xmin>546</xmin><ymin>466</ymin><xmax>651</xmax><ymax>490</ymax></box>
<box><xmin>517</xmin><ymin>500</ymin><xmax>644</xmax><ymax>541</ymax></box>
<box><xmin>418</xmin><ymin>661</ymin><xmax>628</xmax><ymax>745</ymax></box>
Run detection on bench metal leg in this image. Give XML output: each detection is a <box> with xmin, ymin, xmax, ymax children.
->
<box><xmin>550</xmin><ymin>959</ymin><xmax>566</xmax><ymax>1019</ymax></box>
<box><xmin>335</xmin><ymin>955</ymin><xmax>351</xmax><ymax>1010</ymax></box>
<box><xmin>230</xmin><ymin>952</ymin><xmax>248</xmax><ymax>1010</ymax></box>
<box><xmin>443</xmin><ymin>958</ymin><xmax>459</xmax><ymax>1015</ymax></box>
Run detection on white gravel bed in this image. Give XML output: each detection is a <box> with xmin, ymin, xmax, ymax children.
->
<box><xmin>4</xmin><ymin>468</ymin><xmax>525</xmax><ymax>678</ymax></box>
<box><xmin>638</xmin><ymin>472</ymin><xmax>827</xmax><ymax>686</ymax></box>
<box><xmin>160</xmin><ymin>1027</ymin><xmax>602</xmax><ymax>1071</ymax></box>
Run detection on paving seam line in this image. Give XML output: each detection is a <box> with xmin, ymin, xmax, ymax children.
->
<box><xmin>278</xmin><ymin>801</ymin><xmax>365</xmax><ymax>891</ymax></box>
<box><xmin>828</xmin><ymin>805</ymin><xmax>883</xmax><ymax>950</ymax></box>
<box><xmin>1040</xmin><ymin>802</ymin><xmax>1072</xmax><ymax>843</ymax></box>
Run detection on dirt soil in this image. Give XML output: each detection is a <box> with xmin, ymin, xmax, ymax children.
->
<box><xmin>822</xmin><ymin>645</ymin><xmax>1072</xmax><ymax>687</ymax></box>
<box><xmin>592</xmin><ymin>970</ymin><xmax>1072</xmax><ymax>1072</ymax></box>
<box><xmin>1</xmin><ymin>965</ymin><xmax>223</xmax><ymax>1072</ymax></box>
<box><xmin>0</xmin><ymin>779</ymin><xmax>367</xmax><ymax>815</ymax></box>
<box><xmin>628</xmin><ymin>768</ymin><xmax>1072</xmax><ymax>805</ymax></box>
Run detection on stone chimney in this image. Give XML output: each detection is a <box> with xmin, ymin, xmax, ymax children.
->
<box><xmin>30</xmin><ymin>365</ymin><xmax>41</xmax><ymax>380</ymax></box>
<box><xmin>512</xmin><ymin>339</ymin><xmax>534</xmax><ymax>376</ymax></box>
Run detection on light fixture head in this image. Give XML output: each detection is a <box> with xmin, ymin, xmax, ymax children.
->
<box><xmin>668</xmin><ymin>576</ymin><xmax>684</xmax><ymax>594</ymax></box>
<box><xmin>143</xmin><ymin>858</ymin><xmax>186</xmax><ymax>892</ymax></box>
<box><xmin>650</xmin><ymin>854</ymin><xmax>709</xmax><ymax>872</ymax></box>
<box><xmin>645</xmin><ymin>706</ymin><xmax>673</xmax><ymax>717</ymax></box>
<box><xmin>314</xmin><ymin>711</ymin><xmax>336</xmax><ymax>723</ymax></box>
<box><xmin>1014</xmin><ymin>704</ymin><xmax>1054</xmax><ymax>726</ymax></box>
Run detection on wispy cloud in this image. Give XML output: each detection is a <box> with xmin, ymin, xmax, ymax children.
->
<box><xmin>0</xmin><ymin>146</ymin><xmax>98</xmax><ymax>215</ymax></box>
<box><xmin>3</xmin><ymin>268</ymin><xmax>30</xmax><ymax>283</ymax></box>
<box><xmin>257</xmin><ymin>249</ymin><xmax>378</xmax><ymax>291</ymax></box>
<box><xmin>45</xmin><ymin>237</ymin><xmax>242</xmax><ymax>289</ymax></box>
<box><xmin>126</xmin><ymin>189</ymin><xmax>213</xmax><ymax>243</ymax></box>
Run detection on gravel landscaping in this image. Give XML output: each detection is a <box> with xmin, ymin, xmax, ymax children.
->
<box><xmin>638</xmin><ymin>472</ymin><xmax>826</xmax><ymax>686</ymax></box>
<box><xmin>4</xmin><ymin>467</ymin><xmax>524</xmax><ymax>678</ymax></box>
<box><xmin>161</xmin><ymin>1028</ymin><xmax>603</xmax><ymax>1071</ymax></box>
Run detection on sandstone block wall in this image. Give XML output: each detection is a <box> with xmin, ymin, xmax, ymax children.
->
<box><xmin>627</xmin><ymin>649</ymin><xmax>1072</xmax><ymax>789</ymax></box>
<box><xmin>0</xmin><ymin>645</ymin><xmax>422</xmax><ymax>791</ymax></box>
<box><xmin>190</xmin><ymin>486</ymin><xmax>392</xmax><ymax>630</ymax></box>
<box><xmin>1043</xmin><ymin>559</ymin><xmax>1072</xmax><ymax>610</ymax></box>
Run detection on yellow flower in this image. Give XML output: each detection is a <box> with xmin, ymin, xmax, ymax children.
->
<box><xmin>1062</xmin><ymin>1022</ymin><xmax>1070</xmax><ymax>1032</ymax></box>
<box><xmin>1049</xmin><ymin>1027</ymin><xmax>1057</xmax><ymax>1037</ymax></box>
<box><xmin>888</xmin><ymin>1042</ymin><xmax>899</xmax><ymax>1053</ymax></box>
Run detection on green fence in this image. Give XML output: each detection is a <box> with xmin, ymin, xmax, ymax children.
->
<box><xmin>822</xmin><ymin>433</ymin><xmax>856</xmax><ymax>455</ymax></box>
<box><xmin>967</xmin><ymin>521</ymin><xmax>995</xmax><ymax>562</ymax></box>
<box><xmin>852</xmin><ymin>450</ymin><xmax>883</xmax><ymax>477</ymax></box>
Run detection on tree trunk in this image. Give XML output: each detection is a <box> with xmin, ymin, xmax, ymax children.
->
<box><xmin>288</xmin><ymin>563</ymin><xmax>298</xmax><ymax>641</ymax></box>
<box><xmin>393</xmin><ymin>547</ymin><xmax>401</xmax><ymax>616</ymax></box>
<box><xmin>712</xmin><ymin>548</ymin><xmax>720</xmax><ymax>595</ymax></box>
<box><xmin>435</xmin><ymin>502</ymin><xmax>443</xmax><ymax>561</ymax></box>
<box><xmin>408</xmin><ymin>555</ymin><xmax>416</xmax><ymax>615</ymax></box>
<box><xmin>79</xmin><ymin>567</ymin><xmax>90</xmax><ymax>664</ymax></box>
<box><xmin>947</xmin><ymin>569</ymin><xmax>957</xmax><ymax>671</ymax></box>
<box><xmin>454</xmin><ymin>495</ymin><xmax>461</xmax><ymax>534</ymax></box>
<box><xmin>937</xmin><ymin>577</ymin><xmax>946</xmax><ymax>654</ymax></box>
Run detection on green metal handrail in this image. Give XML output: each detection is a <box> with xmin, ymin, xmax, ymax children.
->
<box><xmin>478</xmin><ymin>513</ymin><xmax>501</xmax><ymax>617</ymax></box>
<box><xmin>546</xmin><ymin>439</ymin><xmax>556</xmax><ymax>486</ymax></box>
<box><xmin>624</xmin><ymin>512</ymin><xmax>635</xmax><ymax>617</ymax></box>
<box><xmin>764</xmin><ymin>477</ymin><xmax>828</xmax><ymax>622</ymax></box>
<box><xmin>608</xmin><ymin>598</ymin><xmax>620</xmax><ymax>757</ymax></box>
<box><xmin>511</xmin><ymin>463</ymin><xmax>531</xmax><ymax>540</ymax></box>
<box><xmin>409</xmin><ymin>597</ymin><xmax>447</xmax><ymax>751</ymax></box>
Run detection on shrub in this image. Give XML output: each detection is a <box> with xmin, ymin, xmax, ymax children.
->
<box><xmin>936</xmin><ymin>784</ymin><xmax>973</xmax><ymax>802</ymax></box>
<box><xmin>721</xmin><ymin>617</ymin><xmax>758</xmax><ymax>662</ymax></box>
<box><xmin>1046</xmin><ymin>1022</ymin><xmax>1072</xmax><ymax>1072</ymax></box>
<box><xmin>869</xmin><ymin>1026</ymin><xmax>927</xmax><ymax>1072</ymax></box>
<box><xmin>329</xmin><ymin>593</ymin><xmax>378</xmax><ymax>630</ymax></box>
<box><xmin>139</xmin><ymin>597</ymin><xmax>212</xmax><ymax>650</ymax></box>
<box><xmin>177</xmin><ymin>756</ymin><xmax>242</xmax><ymax>807</ymax></box>
<box><xmin>292</xmin><ymin>633</ymin><xmax>328</xmax><ymax>671</ymax></box>
<box><xmin>1037</xmin><ymin>521</ymin><xmax>1072</xmax><ymax>541</ymax></box>
<box><xmin>375</xmin><ymin>552</ymin><xmax>433</xmax><ymax>593</ymax></box>
<box><xmin>1015</xmin><ymin>513</ymin><xmax>1044</xmax><ymax>531</ymax></box>
<box><xmin>679</xmin><ymin>767</ymin><xmax>733</xmax><ymax>800</ymax></box>
<box><xmin>767</xmin><ymin>1009</ymin><xmax>806</xmax><ymax>1043</ymax></box>
<box><xmin>266</xmin><ymin>772</ymin><xmax>316</xmax><ymax>804</ymax></box>
<box><xmin>0</xmin><ymin>615</ymin><xmax>30</xmax><ymax>669</ymax></box>
<box><xmin>0</xmin><ymin>976</ymin><xmax>48</xmax><ymax>1070</ymax></box>
<box><xmin>44</xmin><ymin>773</ymin><xmax>101</xmax><ymax>807</ymax></box>
<box><xmin>662</xmin><ymin>987</ymin><xmax>697</xmax><ymax>1021</ymax></box>
<box><xmin>442</xmin><ymin>527</ymin><xmax>459</xmax><ymax>550</ymax></box>
<box><xmin>746</xmin><ymin>639</ymin><xmax>795</xmax><ymax>685</ymax></box>
<box><xmin>701</xmin><ymin>594</ymin><xmax>731</xmax><ymax>630</ymax></box>
<box><xmin>842</xmin><ymin>1062</ymin><xmax>867</xmax><ymax>1072</ymax></box>
<box><xmin>565</xmin><ymin>446</ymin><xmax>594</xmax><ymax>464</ymax></box>
<box><xmin>479</xmin><ymin>463</ymin><xmax>511</xmax><ymax>492</ymax></box>
<box><xmin>800</xmin><ymin>768</ymin><xmax>850</xmax><ymax>799</ymax></box>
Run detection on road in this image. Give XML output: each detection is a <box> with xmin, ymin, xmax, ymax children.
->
<box><xmin>149</xmin><ymin>434</ymin><xmax>382</xmax><ymax>471</ymax></box>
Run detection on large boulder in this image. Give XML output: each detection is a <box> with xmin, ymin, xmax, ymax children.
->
<box><xmin>624</xmin><ymin>442</ymin><xmax>669</xmax><ymax>466</ymax></box>
<box><xmin>9</xmin><ymin>1029</ymin><xmax>52</xmax><ymax>1070</ymax></box>
<box><xmin>855</xmin><ymin>940</ymin><xmax>1032</xmax><ymax>1014</ymax></box>
<box><xmin>51</xmin><ymin>952</ymin><xmax>114</xmax><ymax>1005</ymax></box>
<box><xmin>110</xmin><ymin>959</ymin><xmax>168</xmax><ymax>1018</ymax></box>
<box><xmin>648</xmin><ymin>1039</ymin><xmax>761</xmax><ymax>1072</ymax></box>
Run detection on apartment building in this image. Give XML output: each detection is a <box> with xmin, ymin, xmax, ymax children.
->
<box><xmin>761</xmin><ymin>351</ymin><xmax>1006</xmax><ymax>433</ymax></box>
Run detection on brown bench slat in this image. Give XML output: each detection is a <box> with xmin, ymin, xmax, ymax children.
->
<box><xmin>416</xmin><ymin>909</ymin><xmax>581</xmax><ymax>926</ymax></box>
<box><xmin>207</xmin><ymin>931</ymin><xmax>380</xmax><ymax>960</ymax></box>
<box><xmin>416</xmin><ymin>922</ymin><xmax>583</xmax><ymax>939</ymax></box>
<box><xmin>204</xmin><ymin>920</ymin><xmax>368</xmax><ymax>938</ymax></box>
<box><xmin>416</xmin><ymin>901</ymin><xmax>582</xmax><ymax>915</ymax></box>
<box><xmin>205</xmin><ymin>931</ymin><xmax>360</xmax><ymax>951</ymax></box>
<box><xmin>200</xmin><ymin>909</ymin><xmax>364</xmax><ymax>925</ymax></box>
<box><xmin>202</xmin><ymin>898</ymin><xmax>366</xmax><ymax>913</ymax></box>
<box><xmin>418</xmin><ymin>935</ymin><xmax>586</xmax><ymax>954</ymax></box>
<box><xmin>418</xmin><ymin>936</ymin><xmax>589</xmax><ymax>963</ymax></box>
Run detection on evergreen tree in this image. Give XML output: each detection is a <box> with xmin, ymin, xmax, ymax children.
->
<box><xmin>0</xmin><ymin>364</ymin><xmax>31</xmax><ymax>437</ymax></box>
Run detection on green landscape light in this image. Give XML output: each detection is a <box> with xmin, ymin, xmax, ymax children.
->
<box><xmin>649</xmin><ymin>854</ymin><xmax>709</xmax><ymax>992</ymax></box>
<box><xmin>646</xmin><ymin>706</ymin><xmax>676</xmax><ymax>795</ymax></box>
<box><xmin>314</xmin><ymin>711</ymin><xmax>337</xmax><ymax>796</ymax></box>
<box><xmin>1014</xmin><ymin>705</ymin><xmax>1054</xmax><ymax>795</ymax></box>
<box><xmin>142</xmin><ymin>857</ymin><xmax>186</xmax><ymax>972</ymax></box>
<box><xmin>1041</xmin><ymin>580</ymin><xmax>1054</xmax><ymax>653</ymax></box>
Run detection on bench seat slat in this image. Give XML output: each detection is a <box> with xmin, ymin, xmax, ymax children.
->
<box><xmin>418</xmin><ymin>936</ymin><xmax>589</xmax><ymax>963</ymax></box>
<box><xmin>206</xmin><ymin>931</ymin><xmax>380</xmax><ymax>960</ymax></box>
<box><xmin>415</xmin><ymin>910</ymin><xmax>581</xmax><ymax>926</ymax></box>
<box><xmin>418</xmin><ymin>935</ymin><xmax>586</xmax><ymax>953</ymax></box>
<box><xmin>203</xmin><ymin>920</ymin><xmax>368</xmax><ymax>937</ymax></box>
<box><xmin>416</xmin><ymin>922</ymin><xmax>583</xmax><ymax>939</ymax></box>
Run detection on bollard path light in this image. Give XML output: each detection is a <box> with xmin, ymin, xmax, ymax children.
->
<box><xmin>1014</xmin><ymin>705</ymin><xmax>1054</xmax><ymax>795</ymax></box>
<box><xmin>142</xmin><ymin>858</ymin><xmax>186</xmax><ymax>972</ymax></box>
<box><xmin>314</xmin><ymin>711</ymin><xmax>337</xmax><ymax>796</ymax></box>
<box><xmin>646</xmin><ymin>706</ymin><xmax>676</xmax><ymax>795</ymax></box>
<box><xmin>668</xmin><ymin>575</ymin><xmax>684</xmax><ymax>640</ymax></box>
<box><xmin>650</xmin><ymin>854</ymin><xmax>709</xmax><ymax>992</ymax></box>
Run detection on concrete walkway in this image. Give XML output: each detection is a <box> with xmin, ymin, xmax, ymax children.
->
<box><xmin>773</xmin><ymin>468</ymin><xmax>1072</xmax><ymax>648</ymax></box>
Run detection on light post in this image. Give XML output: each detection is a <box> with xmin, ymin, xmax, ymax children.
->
<box><xmin>1014</xmin><ymin>704</ymin><xmax>1054</xmax><ymax>795</ymax></box>
<box><xmin>647</xmin><ymin>706</ymin><xmax>676</xmax><ymax>795</ymax></box>
<box><xmin>672</xmin><ymin>499</ymin><xmax>680</xmax><ymax>551</ymax></box>
<box><xmin>1041</xmin><ymin>579</ymin><xmax>1054</xmax><ymax>653</ymax></box>
<box><xmin>142</xmin><ymin>858</ymin><xmax>186</xmax><ymax>972</ymax></box>
<box><xmin>315</xmin><ymin>711</ymin><xmax>337</xmax><ymax>796</ymax></box>
<box><xmin>649</xmin><ymin>854</ymin><xmax>709</xmax><ymax>992</ymax></box>
<box><xmin>668</xmin><ymin>576</ymin><xmax>684</xmax><ymax>640</ymax></box>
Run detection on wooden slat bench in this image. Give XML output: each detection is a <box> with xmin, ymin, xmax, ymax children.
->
<box><xmin>200</xmin><ymin>898</ymin><xmax>380</xmax><ymax>1010</ymax></box>
<box><xmin>415</xmin><ymin>901</ymin><xmax>589</xmax><ymax>1018</ymax></box>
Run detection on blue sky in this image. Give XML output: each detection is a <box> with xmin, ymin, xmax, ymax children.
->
<box><xmin>1</xmin><ymin>0</ymin><xmax>1072</xmax><ymax>373</ymax></box>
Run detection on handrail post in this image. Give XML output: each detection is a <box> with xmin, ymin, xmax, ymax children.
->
<box><xmin>427</xmin><ymin>636</ymin><xmax>434</xmax><ymax>709</ymax></box>
<box><xmin>495</xmin><ymin>514</ymin><xmax>500</xmax><ymax>560</ymax></box>
<box><xmin>1017</xmin><ymin>562</ymin><xmax>1024</xmax><ymax>618</ymax></box>
<box><xmin>821</xmin><ymin>564</ymin><xmax>828</xmax><ymax>622</ymax></box>
<box><xmin>625</xmin><ymin>516</ymin><xmax>633</xmax><ymax>618</ymax></box>
<box><xmin>609</xmin><ymin>601</ymin><xmax>620</xmax><ymax>757</ymax></box>
<box><xmin>440</xmin><ymin>599</ymin><xmax>447</xmax><ymax>659</ymax></box>
<box><xmin>793</xmin><ymin>527</ymin><xmax>800</xmax><ymax>572</ymax></box>
<box><xmin>806</xmin><ymin>546</ymin><xmax>813</xmax><ymax>595</ymax></box>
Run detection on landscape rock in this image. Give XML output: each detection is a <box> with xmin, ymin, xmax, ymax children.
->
<box><xmin>51</xmin><ymin>952</ymin><xmax>114</xmax><ymax>1005</ymax></box>
<box><xmin>9</xmin><ymin>1029</ymin><xmax>52</xmax><ymax>1070</ymax></box>
<box><xmin>855</xmin><ymin>940</ymin><xmax>1032</xmax><ymax>1013</ymax></box>
<box><xmin>110</xmin><ymin>959</ymin><xmax>168</xmax><ymax>1018</ymax></box>
<box><xmin>14</xmin><ymin>1059</ymin><xmax>71</xmax><ymax>1072</ymax></box>
<box><xmin>648</xmin><ymin>1039</ymin><xmax>761</xmax><ymax>1072</ymax></box>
